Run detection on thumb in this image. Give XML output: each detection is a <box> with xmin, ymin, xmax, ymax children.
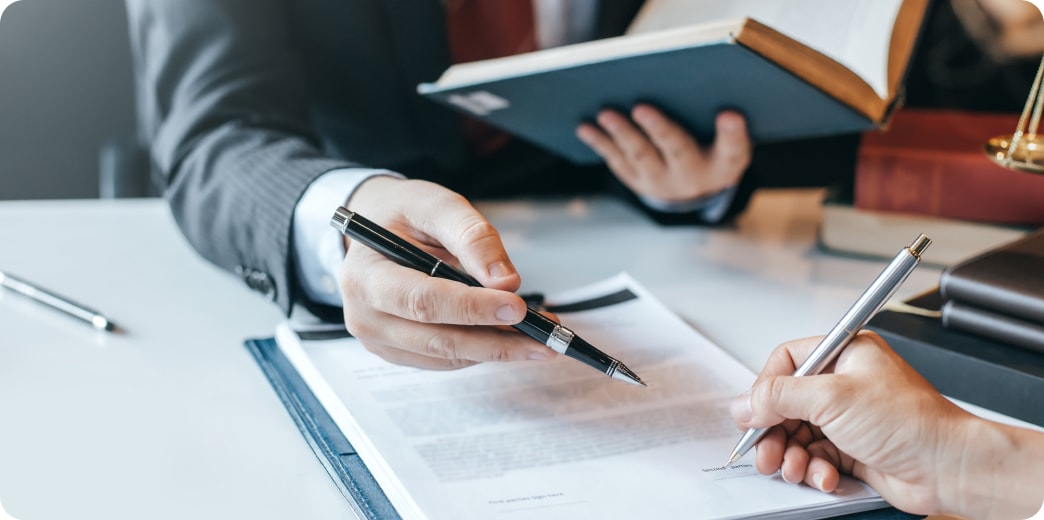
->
<box><xmin>739</xmin><ymin>373</ymin><xmax>850</xmax><ymax>430</ymax></box>
<box><xmin>710</xmin><ymin>111</ymin><xmax>752</xmax><ymax>179</ymax></box>
<box><xmin>411</xmin><ymin>188</ymin><xmax>521</xmax><ymax>292</ymax></box>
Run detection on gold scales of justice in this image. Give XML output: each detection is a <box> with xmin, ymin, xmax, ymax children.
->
<box><xmin>983</xmin><ymin>0</ymin><xmax>1044</xmax><ymax>173</ymax></box>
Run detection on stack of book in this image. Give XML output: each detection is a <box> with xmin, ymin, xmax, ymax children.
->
<box><xmin>867</xmin><ymin>230</ymin><xmax>1044</xmax><ymax>426</ymax></box>
<box><xmin>819</xmin><ymin>109</ymin><xmax>1044</xmax><ymax>267</ymax></box>
<box><xmin>939</xmin><ymin>228</ymin><xmax>1044</xmax><ymax>353</ymax></box>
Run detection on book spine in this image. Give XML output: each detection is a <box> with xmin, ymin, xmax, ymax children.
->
<box><xmin>939</xmin><ymin>271</ymin><xmax>1044</xmax><ymax>325</ymax></box>
<box><xmin>942</xmin><ymin>300</ymin><xmax>1044</xmax><ymax>354</ymax></box>
<box><xmin>854</xmin><ymin>149</ymin><xmax>1044</xmax><ymax>225</ymax></box>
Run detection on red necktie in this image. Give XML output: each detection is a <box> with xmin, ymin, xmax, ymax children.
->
<box><xmin>445</xmin><ymin>0</ymin><xmax>537</xmax><ymax>154</ymax></box>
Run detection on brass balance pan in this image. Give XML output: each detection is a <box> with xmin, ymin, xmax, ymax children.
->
<box><xmin>985</xmin><ymin>134</ymin><xmax>1044</xmax><ymax>174</ymax></box>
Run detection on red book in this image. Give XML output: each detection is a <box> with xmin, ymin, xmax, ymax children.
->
<box><xmin>855</xmin><ymin>109</ymin><xmax>1044</xmax><ymax>225</ymax></box>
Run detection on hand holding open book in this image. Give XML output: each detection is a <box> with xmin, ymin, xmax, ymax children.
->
<box><xmin>419</xmin><ymin>0</ymin><xmax>929</xmax><ymax>163</ymax></box>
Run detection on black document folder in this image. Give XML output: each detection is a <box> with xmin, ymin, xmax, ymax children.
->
<box><xmin>245</xmin><ymin>336</ymin><xmax>922</xmax><ymax>520</ymax></box>
<box><xmin>869</xmin><ymin>307</ymin><xmax>1044</xmax><ymax>427</ymax></box>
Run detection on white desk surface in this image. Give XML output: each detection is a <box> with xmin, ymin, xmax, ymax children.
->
<box><xmin>0</xmin><ymin>190</ymin><xmax>941</xmax><ymax>519</ymax></box>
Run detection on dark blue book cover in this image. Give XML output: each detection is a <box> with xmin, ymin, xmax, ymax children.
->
<box><xmin>419</xmin><ymin>27</ymin><xmax>879</xmax><ymax>164</ymax></box>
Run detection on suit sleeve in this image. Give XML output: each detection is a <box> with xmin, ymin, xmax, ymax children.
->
<box><xmin>125</xmin><ymin>0</ymin><xmax>355</xmax><ymax>314</ymax></box>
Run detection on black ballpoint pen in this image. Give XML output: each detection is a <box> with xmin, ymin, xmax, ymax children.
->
<box><xmin>330</xmin><ymin>207</ymin><xmax>645</xmax><ymax>386</ymax></box>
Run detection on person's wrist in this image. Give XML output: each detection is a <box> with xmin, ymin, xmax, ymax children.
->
<box><xmin>934</xmin><ymin>413</ymin><xmax>992</xmax><ymax>518</ymax></box>
<box><xmin>982</xmin><ymin>424</ymin><xmax>1044</xmax><ymax>519</ymax></box>
<box><xmin>346</xmin><ymin>175</ymin><xmax>403</xmax><ymax>211</ymax></box>
<box><xmin>942</xmin><ymin>415</ymin><xmax>1041</xmax><ymax>519</ymax></box>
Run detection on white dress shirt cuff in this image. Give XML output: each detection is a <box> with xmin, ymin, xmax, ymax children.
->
<box><xmin>292</xmin><ymin>168</ymin><xmax>404</xmax><ymax>307</ymax></box>
<box><xmin>638</xmin><ymin>185</ymin><xmax>739</xmax><ymax>223</ymax></box>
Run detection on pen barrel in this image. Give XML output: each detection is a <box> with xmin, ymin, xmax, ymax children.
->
<box><xmin>795</xmin><ymin>245</ymin><xmax>922</xmax><ymax>377</ymax></box>
<box><xmin>513</xmin><ymin>311</ymin><xmax>611</xmax><ymax>370</ymax></box>
<box><xmin>32</xmin><ymin>289</ymin><xmax>97</xmax><ymax>322</ymax></box>
<box><xmin>343</xmin><ymin>212</ymin><xmax>481</xmax><ymax>287</ymax></box>
<box><xmin>512</xmin><ymin>309</ymin><xmax>560</xmax><ymax>345</ymax></box>
<box><xmin>431</xmin><ymin>263</ymin><xmax>481</xmax><ymax>287</ymax></box>
<box><xmin>839</xmin><ymin>247</ymin><xmax>921</xmax><ymax>329</ymax></box>
<box><xmin>558</xmin><ymin>336</ymin><xmax>615</xmax><ymax>372</ymax></box>
<box><xmin>794</xmin><ymin>327</ymin><xmax>858</xmax><ymax>377</ymax></box>
<box><xmin>0</xmin><ymin>274</ymin><xmax>109</xmax><ymax>330</ymax></box>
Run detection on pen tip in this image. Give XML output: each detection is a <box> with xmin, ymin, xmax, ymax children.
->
<box><xmin>612</xmin><ymin>363</ymin><xmax>646</xmax><ymax>387</ymax></box>
<box><xmin>92</xmin><ymin>315</ymin><xmax>118</xmax><ymax>332</ymax></box>
<box><xmin>725</xmin><ymin>452</ymin><xmax>740</xmax><ymax>467</ymax></box>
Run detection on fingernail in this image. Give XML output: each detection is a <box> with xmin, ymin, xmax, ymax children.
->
<box><xmin>488</xmin><ymin>261</ymin><xmax>513</xmax><ymax>279</ymax></box>
<box><xmin>812</xmin><ymin>472</ymin><xmax>825</xmax><ymax>491</ymax></box>
<box><xmin>730</xmin><ymin>391</ymin><xmax>752</xmax><ymax>423</ymax></box>
<box><xmin>528</xmin><ymin>348</ymin><xmax>555</xmax><ymax>361</ymax></box>
<box><xmin>720</xmin><ymin>115</ymin><xmax>742</xmax><ymax>133</ymax></box>
<box><xmin>496</xmin><ymin>304</ymin><xmax>523</xmax><ymax>323</ymax></box>
<box><xmin>781</xmin><ymin>470</ymin><xmax>795</xmax><ymax>484</ymax></box>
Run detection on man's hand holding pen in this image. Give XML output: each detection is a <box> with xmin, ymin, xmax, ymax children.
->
<box><xmin>336</xmin><ymin>176</ymin><xmax>558</xmax><ymax>369</ymax></box>
<box><xmin>333</xmin><ymin>176</ymin><xmax>643</xmax><ymax>384</ymax></box>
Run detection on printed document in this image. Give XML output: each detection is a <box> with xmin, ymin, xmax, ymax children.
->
<box><xmin>276</xmin><ymin>273</ymin><xmax>885</xmax><ymax>519</ymax></box>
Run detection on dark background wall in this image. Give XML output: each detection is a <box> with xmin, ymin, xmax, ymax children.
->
<box><xmin>0</xmin><ymin>0</ymin><xmax>136</xmax><ymax>200</ymax></box>
<box><xmin>0</xmin><ymin>0</ymin><xmax>1036</xmax><ymax>201</ymax></box>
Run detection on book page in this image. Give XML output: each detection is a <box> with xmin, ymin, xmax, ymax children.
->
<box><xmin>277</xmin><ymin>274</ymin><xmax>882</xmax><ymax>520</ymax></box>
<box><xmin>628</xmin><ymin>0</ymin><xmax>905</xmax><ymax>99</ymax></box>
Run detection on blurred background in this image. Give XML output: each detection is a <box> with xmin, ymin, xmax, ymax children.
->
<box><xmin>0</xmin><ymin>0</ymin><xmax>1041</xmax><ymax>201</ymax></box>
<box><xmin>0</xmin><ymin>0</ymin><xmax>140</xmax><ymax>200</ymax></box>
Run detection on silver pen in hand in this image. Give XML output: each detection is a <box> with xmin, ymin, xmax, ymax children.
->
<box><xmin>726</xmin><ymin>234</ymin><xmax>931</xmax><ymax>466</ymax></box>
<box><xmin>0</xmin><ymin>271</ymin><xmax>117</xmax><ymax>332</ymax></box>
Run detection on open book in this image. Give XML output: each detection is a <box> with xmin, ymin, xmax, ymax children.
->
<box><xmin>273</xmin><ymin>274</ymin><xmax>888</xmax><ymax>519</ymax></box>
<box><xmin>419</xmin><ymin>0</ymin><xmax>929</xmax><ymax>163</ymax></box>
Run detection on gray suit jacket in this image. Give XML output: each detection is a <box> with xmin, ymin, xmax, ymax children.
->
<box><xmin>124</xmin><ymin>0</ymin><xmax>858</xmax><ymax>316</ymax></box>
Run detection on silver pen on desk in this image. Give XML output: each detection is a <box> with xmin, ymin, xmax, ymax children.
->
<box><xmin>726</xmin><ymin>234</ymin><xmax>931</xmax><ymax>466</ymax></box>
<box><xmin>0</xmin><ymin>271</ymin><xmax>117</xmax><ymax>332</ymax></box>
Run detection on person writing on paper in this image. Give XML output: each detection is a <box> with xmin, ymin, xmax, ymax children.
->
<box><xmin>130</xmin><ymin>0</ymin><xmax>871</xmax><ymax>369</ymax></box>
<box><xmin>732</xmin><ymin>333</ymin><xmax>1044</xmax><ymax>518</ymax></box>
<box><xmin>731</xmin><ymin>1</ymin><xmax>1044</xmax><ymax>516</ymax></box>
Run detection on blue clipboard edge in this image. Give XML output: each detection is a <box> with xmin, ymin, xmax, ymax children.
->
<box><xmin>244</xmin><ymin>337</ymin><xmax>401</xmax><ymax>520</ymax></box>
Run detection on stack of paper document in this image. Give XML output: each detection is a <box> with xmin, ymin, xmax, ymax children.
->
<box><xmin>276</xmin><ymin>274</ymin><xmax>886</xmax><ymax>519</ymax></box>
